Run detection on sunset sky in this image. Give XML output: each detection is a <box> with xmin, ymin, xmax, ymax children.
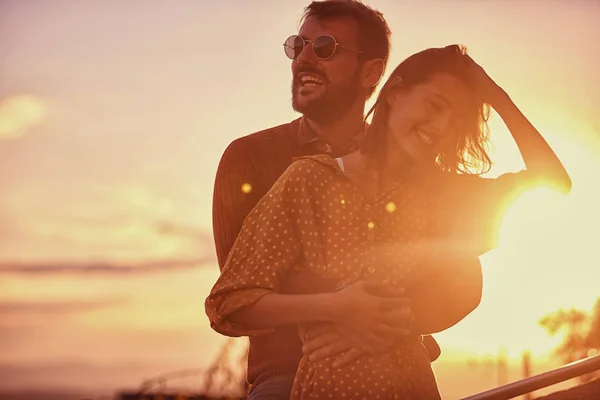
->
<box><xmin>1</xmin><ymin>0</ymin><xmax>599</xmax><ymax>398</ymax></box>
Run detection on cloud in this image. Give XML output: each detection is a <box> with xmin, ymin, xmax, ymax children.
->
<box><xmin>0</xmin><ymin>256</ymin><xmax>214</xmax><ymax>276</ymax></box>
<box><xmin>0</xmin><ymin>94</ymin><xmax>47</xmax><ymax>140</ymax></box>
<box><xmin>0</xmin><ymin>298</ymin><xmax>126</xmax><ymax>314</ymax></box>
<box><xmin>155</xmin><ymin>221</ymin><xmax>212</xmax><ymax>241</ymax></box>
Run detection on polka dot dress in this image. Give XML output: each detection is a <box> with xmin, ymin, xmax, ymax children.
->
<box><xmin>206</xmin><ymin>154</ymin><xmax>525</xmax><ymax>399</ymax></box>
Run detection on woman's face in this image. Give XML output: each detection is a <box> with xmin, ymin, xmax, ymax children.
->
<box><xmin>386</xmin><ymin>72</ymin><xmax>474</xmax><ymax>163</ymax></box>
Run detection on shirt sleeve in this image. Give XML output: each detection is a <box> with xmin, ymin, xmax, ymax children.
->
<box><xmin>212</xmin><ymin>139</ymin><xmax>266</xmax><ymax>270</ymax></box>
<box><xmin>438</xmin><ymin>170</ymin><xmax>531</xmax><ymax>257</ymax></box>
<box><xmin>205</xmin><ymin>162</ymin><xmax>311</xmax><ymax>337</ymax></box>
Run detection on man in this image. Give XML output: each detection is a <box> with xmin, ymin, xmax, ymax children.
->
<box><xmin>212</xmin><ymin>1</ymin><xmax>483</xmax><ymax>398</ymax></box>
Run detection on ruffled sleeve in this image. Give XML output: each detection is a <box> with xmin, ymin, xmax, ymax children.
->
<box><xmin>205</xmin><ymin>160</ymin><xmax>315</xmax><ymax>337</ymax></box>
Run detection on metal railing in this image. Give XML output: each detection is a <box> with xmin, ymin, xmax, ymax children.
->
<box><xmin>461</xmin><ymin>354</ymin><xmax>600</xmax><ymax>400</ymax></box>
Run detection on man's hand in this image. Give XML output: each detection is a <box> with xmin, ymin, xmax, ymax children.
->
<box><xmin>302</xmin><ymin>322</ymin><xmax>412</xmax><ymax>368</ymax></box>
<box><xmin>302</xmin><ymin>280</ymin><xmax>413</xmax><ymax>368</ymax></box>
<box><xmin>302</xmin><ymin>323</ymin><xmax>354</xmax><ymax>362</ymax></box>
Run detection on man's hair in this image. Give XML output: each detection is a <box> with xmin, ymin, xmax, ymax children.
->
<box><xmin>301</xmin><ymin>1</ymin><xmax>391</xmax><ymax>93</ymax></box>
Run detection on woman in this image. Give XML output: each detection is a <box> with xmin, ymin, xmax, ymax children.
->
<box><xmin>206</xmin><ymin>45</ymin><xmax>571</xmax><ymax>399</ymax></box>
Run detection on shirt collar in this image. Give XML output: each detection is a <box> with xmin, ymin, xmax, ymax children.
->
<box><xmin>297</xmin><ymin>117</ymin><xmax>366</xmax><ymax>156</ymax></box>
<box><xmin>297</xmin><ymin>117</ymin><xmax>318</xmax><ymax>146</ymax></box>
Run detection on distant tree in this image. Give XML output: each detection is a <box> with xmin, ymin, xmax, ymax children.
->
<box><xmin>539</xmin><ymin>298</ymin><xmax>600</xmax><ymax>382</ymax></box>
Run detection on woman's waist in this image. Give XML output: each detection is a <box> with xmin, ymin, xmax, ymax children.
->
<box><xmin>300</xmin><ymin>332</ymin><xmax>427</xmax><ymax>365</ymax></box>
<box><xmin>298</xmin><ymin>338</ymin><xmax>433</xmax><ymax>381</ymax></box>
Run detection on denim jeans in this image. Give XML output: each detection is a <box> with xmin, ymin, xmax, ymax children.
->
<box><xmin>247</xmin><ymin>374</ymin><xmax>295</xmax><ymax>400</ymax></box>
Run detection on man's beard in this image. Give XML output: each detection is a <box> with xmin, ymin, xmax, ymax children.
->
<box><xmin>291</xmin><ymin>70</ymin><xmax>362</xmax><ymax>124</ymax></box>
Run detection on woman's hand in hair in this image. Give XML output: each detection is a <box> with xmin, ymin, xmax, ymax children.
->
<box><xmin>463</xmin><ymin>55</ymin><xmax>508</xmax><ymax>107</ymax></box>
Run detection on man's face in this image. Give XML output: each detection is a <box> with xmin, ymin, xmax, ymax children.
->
<box><xmin>291</xmin><ymin>16</ymin><xmax>364</xmax><ymax>123</ymax></box>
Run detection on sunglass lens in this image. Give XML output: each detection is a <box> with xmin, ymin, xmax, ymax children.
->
<box><xmin>284</xmin><ymin>35</ymin><xmax>304</xmax><ymax>60</ymax></box>
<box><xmin>312</xmin><ymin>35</ymin><xmax>336</xmax><ymax>59</ymax></box>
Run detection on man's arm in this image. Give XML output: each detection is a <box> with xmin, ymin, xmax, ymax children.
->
<box><xmin>212</xmin><ymin>139</ymin><xmax>264</xmax><ymax>269</ymax></box>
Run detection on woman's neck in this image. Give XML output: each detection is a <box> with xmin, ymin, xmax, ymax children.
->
<box><xmin>341</xmin><ymin>131</ymin><xmax>425</xmax><ymax>197</ymax></box>
<box><xmin>340</xmin><ymin>151</ymin><xmax>379</xmax><ymax>198</ymax></box>
<box><xmin>378</xmin><ymin>135</ymin><xmax>415</xmax><ymax>190</ymax></box>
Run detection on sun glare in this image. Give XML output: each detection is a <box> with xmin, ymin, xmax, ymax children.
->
<box><xmin>436</xmin><ymin>104</ymin><xmax>600</xmax><ymax>359</ymax></box>
<box><xmin>481</xmin><ymin>119</ymin><xmax>599</xmax><ymax>355</ymax></box>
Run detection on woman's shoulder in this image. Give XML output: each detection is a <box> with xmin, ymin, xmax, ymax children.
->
<box><xmin>292</xmin><ymin>154</ymin><xmax>339</xmax><ymax>168</ymax></box>
<box><xmin>283</xmin><ymin>154</ymin><xmax>341</xmax><ymax>177</ymax></box>
<box><xmin>271</xmin><ymin>154</ymin><xmax>341</xmax><ymax>191</ymax></box>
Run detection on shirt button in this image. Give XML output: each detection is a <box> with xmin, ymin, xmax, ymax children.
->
<box><xmin>364</xmin><ymin>204</ymin><xmax>371</xmax><ymax>211</ymax></box>
<box><xmin>367</xmin><ymin>266</ymin><xmax>375</xmax><ymax>274</ymax></box>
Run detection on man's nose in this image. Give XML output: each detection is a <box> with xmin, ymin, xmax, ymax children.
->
<box><xmin>295</xmin><ymin>41</ymin><xmax>318</xmax><ymax>65</ymax></box>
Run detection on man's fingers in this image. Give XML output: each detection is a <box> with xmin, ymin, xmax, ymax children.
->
<box><xmin>307</xmin><ymin>339</ymin><xmax>353</xmax><ymax>363</ymax></box>
<box><xmin>373</xmin><ymin>323</ymin><xmax>395</xmax><ymax>340</ymax></box>
<box><xmin>302</xmin><ymin>331</ymin><xmax>339</xmax><ymax>355</ymax></box>
<box><xmin>332</xmin><ymin>347</ymin><xmax>364</xmax><ymax>369</ymax></box>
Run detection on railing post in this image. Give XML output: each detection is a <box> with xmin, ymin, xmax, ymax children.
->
<box><xmin>522</xmin><ymin>351</ymin><xmax>532</xmax><ymax>400</ymax></box>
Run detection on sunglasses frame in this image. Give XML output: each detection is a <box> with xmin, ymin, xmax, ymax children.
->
<box><xmin>283</xmin><ymin>34</ymin><xmax>363</xmax><ymax>61</ymax></box>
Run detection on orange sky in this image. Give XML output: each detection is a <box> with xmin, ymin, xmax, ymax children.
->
<box><xmin>1</xmin><ymin>0</ymin><xmax>599</xmax><ymax>397</ymax></box>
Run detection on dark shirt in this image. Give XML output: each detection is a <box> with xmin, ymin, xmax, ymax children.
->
<box><xmin>213</xmin><ymin>118</ymin><xmax>360</xmax><ymax>269</ymax></box>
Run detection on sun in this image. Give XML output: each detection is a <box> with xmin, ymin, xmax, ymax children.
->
<box><xmin>436</xmin><ymin>110</ymin><xmax>600</xmax><ymax>359</ymax></box>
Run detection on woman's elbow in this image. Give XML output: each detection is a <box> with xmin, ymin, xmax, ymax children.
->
<box><xmin>527</xmin><ymin>168</ymin><xmax>572</xmax><ymax>195</ymax></box>
<box><xmin>205</xmin><ymin>296</ymin><xmax>238</xmax><ymax>336</ymax></box>
<box><xmin>547</xmin><ymin>173</ymin><xmax>572</xmax><ymax>195</ymax></box>
<box><xmin>205</xmin><ymin>305</ymin><xmax>249</xmax><ymax>337</ymax></box>
<box><xmin>205</xmin><ymin>294</ymin><xmax>271</xmax><ymax>337</ymax></box>
<box><xmin>462</xmin><ymin>282</ymin><xmax>483</xmax><ymax>315</ymax></box>
<box><xmin>546</xmin><ymin>163</ymin><xmax>572</xmax><ymax>194</ymax></box>
<box><xmin>450</xmin><ymin>264</ymin><xmax>483</xmax><ymax>318</ymax></box>
<box><xmin>558</xmin><ymin>174</ymin><xmax>572</xmax><ymax>194</ymax></box>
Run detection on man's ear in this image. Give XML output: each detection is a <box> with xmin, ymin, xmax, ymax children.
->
<box><xmin>361</xmin><ymin>58</ymin><xmax>385</xmax><ymax>90</ymax></box>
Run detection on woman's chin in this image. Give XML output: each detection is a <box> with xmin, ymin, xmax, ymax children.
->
<box><xmin>399</xmin><ymin>142</ymin><xmax>428</xmax><ymax>164</ymax></box>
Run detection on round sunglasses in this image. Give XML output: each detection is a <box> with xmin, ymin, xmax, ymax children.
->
<box><xmin>283</xmin><ymin>34</ymin><xmax>362</xmax><ymax>61</ymax></box>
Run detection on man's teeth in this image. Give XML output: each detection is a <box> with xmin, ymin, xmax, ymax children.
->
<box><xmin>300</xmin><ymin>74</ymin><xmax>325</xmax><ymax>87</ymax></box>
<box><xmin>416</xmin><ymin>129</ymin><xmax>433</xmax><ymax>145</ymax></box>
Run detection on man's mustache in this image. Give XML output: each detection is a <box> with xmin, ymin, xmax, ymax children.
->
<box><xmin>293</xmin><ymin>66</ymin><xmax>329</xmax><ymax>83</ymax></box>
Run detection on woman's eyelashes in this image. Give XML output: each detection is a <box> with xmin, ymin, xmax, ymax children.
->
<box><xmin>426</xmin><ymin>98</ymin><xmax>444</xmax><ymax>113</ymax></box>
